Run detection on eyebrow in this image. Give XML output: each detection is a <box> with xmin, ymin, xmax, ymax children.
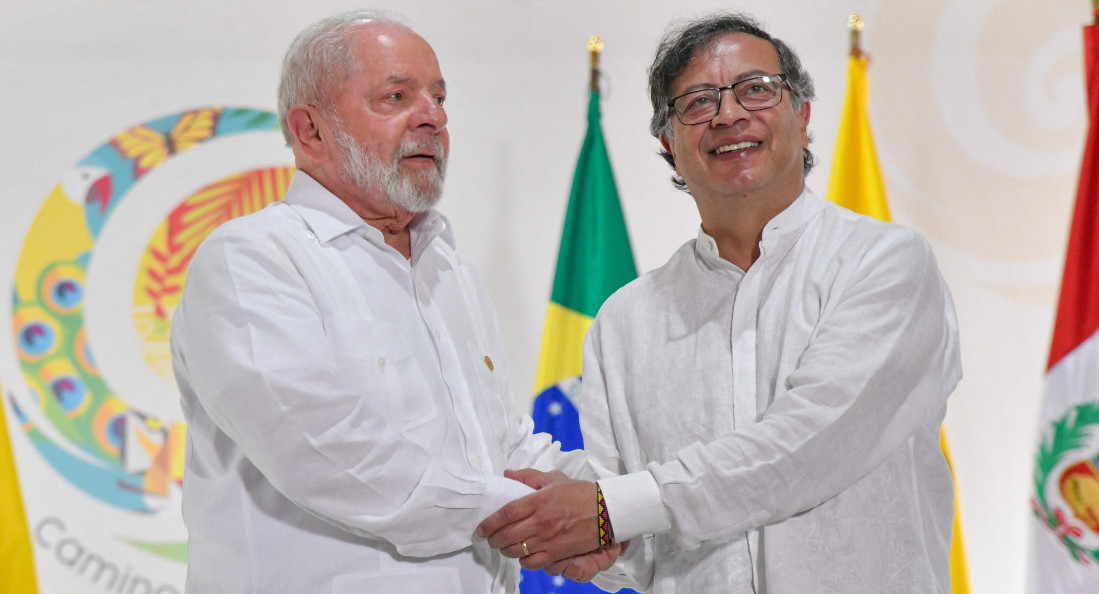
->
<box><xmin>676</xmin><ymin>69</ymin><xmax>770</xmax><ymax>95</ymax></box>
<box><xmin>385</xmin><ymin>76</ymin><xmax>447</xmax><ymax>91</ymax></box>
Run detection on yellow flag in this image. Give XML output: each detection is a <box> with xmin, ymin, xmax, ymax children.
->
<box><xmin>826</xmin><ymin>54</ymin><xmax>890</xmax><ymax>220</ymax></box>
<box><xmin>1</xmin><ymin>397</ymin><xmax>38</xmax><ymax>592</ymax></box>
<box><xmin>827</xmin><ymin>52</ymin><xmax>971</xmax><ymax>594</ymax></box>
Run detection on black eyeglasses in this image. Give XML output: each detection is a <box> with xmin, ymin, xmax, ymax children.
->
<box><xmin>667</xmin><ymin>74</ymin><xmax>788</xmax><ymax>125</ymax></box>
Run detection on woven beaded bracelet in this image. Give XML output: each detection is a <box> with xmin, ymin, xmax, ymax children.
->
<box><xmin>596</xmin><ymin>482</ymin><xmax>615</xmax><ymax>549</ymax></box>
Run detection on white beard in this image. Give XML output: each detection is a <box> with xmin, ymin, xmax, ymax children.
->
<box><xmin>331</xmin><ymin>120</ymin><xmax>447</xmax><ymax>213</ymax></box>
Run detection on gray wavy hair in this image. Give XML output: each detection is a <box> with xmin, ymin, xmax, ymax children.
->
<box><xmin>648</xmin><ymin>12</ymin><xmax>817</xmax><ymax>191</ymax></box>
<box><xmin>276</xmin><ymin>9</ymin><xmax>406</xmax><ymax>146</ymax></box>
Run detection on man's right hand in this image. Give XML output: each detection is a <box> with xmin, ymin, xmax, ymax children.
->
<box><xmin>476</xmin><ymin>470</ymin><xmax>602</xmax><ymax>570</ymax></box>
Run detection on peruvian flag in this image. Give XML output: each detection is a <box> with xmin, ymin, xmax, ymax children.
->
<box><xmin>1029</xmin><ymin>11</ymin><xmax>1099</xmax><ymax>593</ymax></box>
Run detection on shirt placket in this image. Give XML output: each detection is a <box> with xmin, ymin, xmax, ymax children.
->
<box><xmin>410</xmin><ymin>250</ymin><xmax>495</xmax><ymax>478</ymax></box>
<box><xmin>729</xmin><ymin>253</ymin><xmax>762</xmax><ymax>590</ymax></box>
<box><xmin>409</xmin><ymin>249</ymin><xmax>512</xmax><ymax>593</ymax></box>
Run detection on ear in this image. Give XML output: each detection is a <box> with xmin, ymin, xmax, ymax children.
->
<box><xmin>659</xmin><ymin>132</ymin><xmax>675</xmax><ymax>161</ymax></box>
<box><xmin>287</xmin><ymin>104</ymin><xmax>333</xmax><ymax>162</ymax></box>
<box><xmin>797</xmin><ymin>101</ymin><xmax>811</xmax><ymax>147</ymax></box>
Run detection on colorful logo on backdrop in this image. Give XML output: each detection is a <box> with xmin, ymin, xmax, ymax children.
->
<box><xmin>1032</xmin><ymin>402</ymin><xmax>1099</xmax><ymax>565</ymax></box>
<box><xmin>6</xmin><ymin>107</ymin><xmax>292</xmax><ymax>562</ymax></box>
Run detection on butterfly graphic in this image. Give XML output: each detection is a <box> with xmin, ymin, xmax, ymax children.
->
<box><xmin>111</xmin><ymin>107</ymin><xmax>224</xmax><ymax>178</ymax></box>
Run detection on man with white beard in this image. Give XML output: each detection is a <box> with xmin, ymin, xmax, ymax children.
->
<box><xmin>170</xmin><ymin>10</ymin><xmax>616</xmax><ymax>593</ymax></box>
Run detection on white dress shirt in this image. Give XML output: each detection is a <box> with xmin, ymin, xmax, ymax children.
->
<box><xmin>584</xmin><ymin>191</ymin><xmax>962</xmax><ymax>593</ymax></box>
<box><xmin>172</xmin><ymin>171</ymin><xmax>587</xmax><ymax>594</ymax></box>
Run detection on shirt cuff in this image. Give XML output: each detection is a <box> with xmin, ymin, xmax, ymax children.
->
<box><xmin>474</xmin><ymin>474</ymin><xmax>537</xmax><ymax>528</ymax></box>
<box><xmin>597</xmin><ymin>471</ymin><xmax>670</xmax><ymax>542</ymax></box>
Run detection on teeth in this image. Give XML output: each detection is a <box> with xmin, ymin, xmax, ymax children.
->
<box><xmin>715</xmin><ymin>141</ymin><xmax>759</xmax><ymax>154</ymax></box>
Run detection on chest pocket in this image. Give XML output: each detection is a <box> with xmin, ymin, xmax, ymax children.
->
<box><xmin>322</xmin><ymin>316</ymin><xmax>438</xmax><ymax>433</ymax></box>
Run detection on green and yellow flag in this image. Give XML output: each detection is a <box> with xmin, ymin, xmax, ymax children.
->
<box><xmin>1</xmin><ymin>395</ymin><xmax>38</xmax><ymax>593</ymax></box>
<box><xmin>529</xmin><ymin>76</ymin><xmax>636</xmax><ymax>451</ymax></box>
<box><xmin>522</xmin><ymin>38</ymin><xmax>638</xmax><ymax>594</ymax></box>
<box><xmin>827</xmin><ymin>17</ymin><xmax>970</xmax><ymax>594</ymax></box>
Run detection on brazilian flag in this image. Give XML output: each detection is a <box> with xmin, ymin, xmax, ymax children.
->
<box><xmin>519</xmin><ymin>89</ymin><xmax>638</xmax><ymax>593</ymax></box>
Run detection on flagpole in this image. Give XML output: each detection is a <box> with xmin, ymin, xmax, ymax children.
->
<box><xmin>847</xmin><ymin>14</ymin><xmax>864</xmax><ymax>58</ymax></box>
<box><xmin>524</xmin><ymin>30</ymin><xmax>639</xmax><ymax>594</ymax></box>
<box><xmin>588</xmin><ymin>35</ymin><xmax>603</xmax><ymax>91</ymax></box>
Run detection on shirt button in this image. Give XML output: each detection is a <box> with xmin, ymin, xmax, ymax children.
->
<box><xmin>376</xmin><ymin>357</ymin><xmax>386</xmax><ymax>370</ymax></box>
<box><xmin>305</xmin><ymin>231</ymin><xmax>317</xmax><ymax>241</ymax></box>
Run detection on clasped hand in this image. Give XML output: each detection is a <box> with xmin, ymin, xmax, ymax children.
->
<box><xmin>476</xmin><ymin>469</ymin><xmax>625</xmax><ymax>582</ymax></box>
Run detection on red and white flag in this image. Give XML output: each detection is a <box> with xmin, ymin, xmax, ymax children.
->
<box><xmin>1029</xmin><ymin>10</ymin><xmax>1099</xmax><ymax>593</ymax></box>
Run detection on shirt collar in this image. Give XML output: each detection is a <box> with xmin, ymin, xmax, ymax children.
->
<box><xmin>759</xmin><ymin>188</ymin><xmax>822</xmax><ymax>246</ymax></box>
<box><xmin>694</xmin><ymin>188</ymin><xmax>822</xmax><ymax>267</ymax></box>
<box><xmin>282</xmin><ymin>170</ymin><xmax>453</xmax><ymax>252</ymax></box>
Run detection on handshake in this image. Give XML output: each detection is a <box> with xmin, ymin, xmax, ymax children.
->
<box><xmin>476</xmin><ymin>469</ymin><xmax>627</xmax><ymax>583</ymax></box>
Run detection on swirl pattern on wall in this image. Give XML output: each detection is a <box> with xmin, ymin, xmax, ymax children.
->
<box><xmin>7</xmin><ymin>108</ymin><xmax>289</xmax><ymax>531</ymax></box>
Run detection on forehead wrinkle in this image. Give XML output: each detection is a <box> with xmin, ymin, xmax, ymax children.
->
<box><xmin>383</xmin><ymin>76</ymin><xmax>446</xmax><ymax>90</ymax></box>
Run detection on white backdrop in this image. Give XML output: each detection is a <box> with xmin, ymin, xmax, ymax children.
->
<box><xmin>0</xmin><ymin>1</ymin><xmax>1089</xmax><ymax>593</ymax></box>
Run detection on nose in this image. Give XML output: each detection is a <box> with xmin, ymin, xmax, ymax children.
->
<box><xmin>411</xmin><ymin>91</ymin><xmax>447</xmax><ymax>131</ymax></box>
<box><xmin>710</xmin><ymin>88</ymin><xmax>749</xmax><ymax>126</ymax></box>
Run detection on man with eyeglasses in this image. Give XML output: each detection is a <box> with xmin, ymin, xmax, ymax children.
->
<box><xmin>478</xmin><ymin>12</ymin><xmax>961</xmax><ymax>593</ymax></box>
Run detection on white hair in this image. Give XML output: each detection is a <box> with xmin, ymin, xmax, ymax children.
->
<box><xmin>276</xmin><ymin>9</ymin><xmax>408</xmax><ymax>146</ymax></box>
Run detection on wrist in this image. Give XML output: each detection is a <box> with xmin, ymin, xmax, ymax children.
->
<box><xmin>595</xmin><ymin>471</ymin><xmax>670</xmax><ymax>542</ymax></box>
<box><xmin>596</xmin><ymin>481</ymin><xmax>615</xmax><ymax>549</ymax></box>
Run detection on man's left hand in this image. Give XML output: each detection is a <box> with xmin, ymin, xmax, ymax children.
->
<box><xmin>546</xmin><ymin>540</ymin><xmax>628</xmax><ymax>582</ymax></box>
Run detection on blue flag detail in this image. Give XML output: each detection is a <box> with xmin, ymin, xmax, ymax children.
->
<box><xmin>520</xmin><ymin>570</ymin><xmax>616</xmax><ymax>594</ymax></box>
<box><xmin>532</xmin><ymin>383</ymin><xmax>584</xmax><ymax>452</ymax></box>
<box><xmin>522</xmin><ymin>382</ymin><xmax>639</xmax><ymax>594</ymax></box>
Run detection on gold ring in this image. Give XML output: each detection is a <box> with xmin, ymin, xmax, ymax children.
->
<box><xmin>521</xmin><ymin>541</ymin><xmax>531</xmax><ymax>557</ymax></box>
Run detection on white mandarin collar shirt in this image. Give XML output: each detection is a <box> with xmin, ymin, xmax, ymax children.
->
<box><xmin>172</xmin><ymin>171</ymin><xmax>587</xmax><ymax>594</ymax></box>
<box><xmin>587</xmin><ymin>190</ymin><xmax>961</xmax><ymax>593</ymax></box>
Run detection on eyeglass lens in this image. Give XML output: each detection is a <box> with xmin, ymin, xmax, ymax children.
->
<box><xmin>673</xmin><ymin>75</ymin><xmax>783</xmax><ymax>124</ymax></box>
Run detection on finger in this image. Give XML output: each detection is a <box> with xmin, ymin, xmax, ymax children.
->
<box><xmin>581</xmin><ymin>549</ymin><xmax>607</xmax><ymax>571</ymax></box>
<box><xmin>593</xmin><ymin>548</ymin><xmax>617</xmax><ymax>571</ymax></box>
<box><xmin>518</xmin><ymin>550</ymin><xmax>555</xmax><ymax>571</ymax></box>
<box><xmin>562</xmin><ymin>557</ymin><xmax>592</xmax><ymax>582</ymax></box>
<box><xmin>503</xmin><ymin>468</ymin><xmax>544</xmax><ymax>488</ymax></box>
<box><xmin>503</xmin><ymin>468</ymin><xmax>561</xmax><ymax>490</ymax></box>
<box><xmin>595</xmin><ymin>543</ymin><xmax>623</xmax><ymax>570</ymax></box>
<box><xmin>476</xmin><ymin>495</ymin><xmax>538</xmax><ymax>539</ymax></box>
<box><xmin>500</xmin><ymin>541</ymin><xmax>529</xmax><ymax>559</ymax></box>
<box><xmin>583</xmin><ymin>549</ymin><xmax>609</xmax><ymax>572</ymax></box>
<box><xmin>563</xmin><ymin>567</ymin><xmax>588</xmax><ymax>582</ymax></box>
<box><xmin>545</xmin><ymin>559</ymin><xmax>571</xmax><ymax>576</ymax></box>
<box><xmin>485</xmin><ymin>517</ymin><xmax>538</xmax><ymax>550</ymax></box>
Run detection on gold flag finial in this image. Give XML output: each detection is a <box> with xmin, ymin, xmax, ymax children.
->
<box><xmin>589</xmin><ymin>35</ymin><xmax>603</xmax><ymax>91</ymax></box>
<box><xmin>848</xmin><ymin>14</ymin><xmax>865</xmax><ymax>57</ymax></box>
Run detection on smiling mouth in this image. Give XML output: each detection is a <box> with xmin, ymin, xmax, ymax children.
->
<box><xmin>714</xmin><ymin>141</ymin><xmax>760</xmax><ymax>155</ymax></box>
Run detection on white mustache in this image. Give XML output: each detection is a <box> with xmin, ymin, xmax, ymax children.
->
<box><xmin>396</xmin><ymin>137</ymin><xmax>446</xmax><ymax>166</ymax></box>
